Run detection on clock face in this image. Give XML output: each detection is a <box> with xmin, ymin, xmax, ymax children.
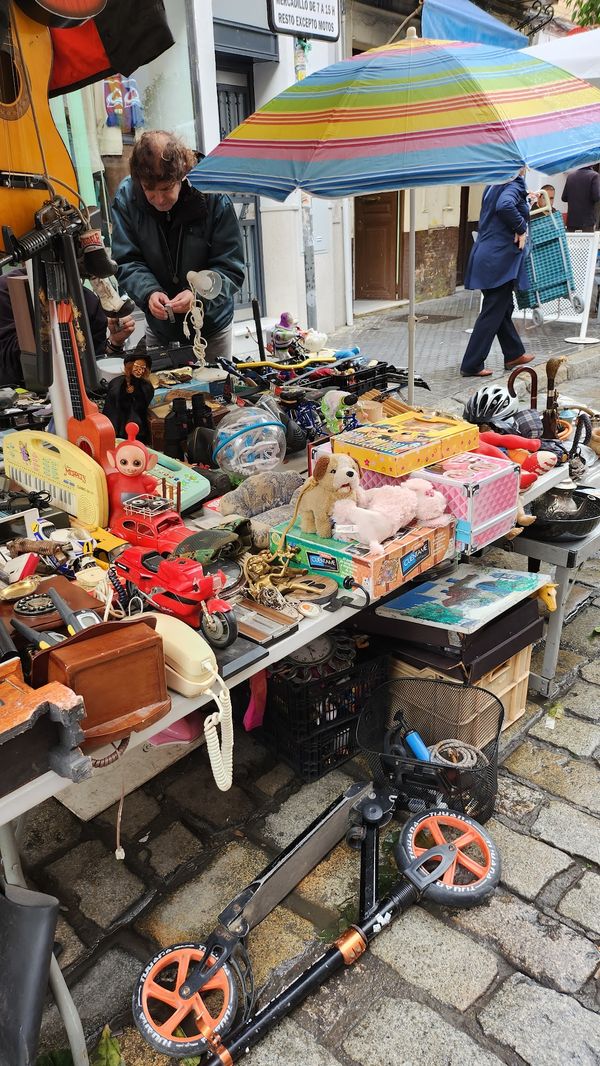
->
<box><xmin>288</xmin><ymin>635</ymin><xmax>335</xmax><ymax>666</ymax></box>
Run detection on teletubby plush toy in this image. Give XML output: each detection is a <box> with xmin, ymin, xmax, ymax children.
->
<box><xmin>476</xmin><ymin>431</ymin><xmax>557</xmax><ymax>489</ymax></box>
<box><xmin>106</xmin><ymin>422</ymin><xmax>159</xmax><ymax>523</ymax></box>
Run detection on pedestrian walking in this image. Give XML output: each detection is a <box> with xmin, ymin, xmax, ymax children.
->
<box><xmin>561</xmin><ymin>165</ymin><xmax>600</xmax><ymax>232</ymax></box>
<box><xmin>460</xmin><ymin>169</ymin><xmax>534</xmax><ymax>378</ymax></box>
<box><xmin>111</xmin><ymin>131</ymin><xmax>245</xmax><ymax>362</ymax></box>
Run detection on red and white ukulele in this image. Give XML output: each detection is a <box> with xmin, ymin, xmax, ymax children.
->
<box><xmin>51</xmin><ymin>295</ymin><xmax>116</xmax><ymax>472</ymax></box>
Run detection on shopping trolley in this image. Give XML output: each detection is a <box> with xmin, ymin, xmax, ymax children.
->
<box><xmin>515</xmin><ymin>191</ymin><xmax>584</xmax><ymax>325</ymax></box>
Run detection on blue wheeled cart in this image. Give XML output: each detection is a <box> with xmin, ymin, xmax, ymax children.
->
<box><xmin>515</xmin><ymin>195</ymin><xmax>584</xmax><ymax>326</ymax></box>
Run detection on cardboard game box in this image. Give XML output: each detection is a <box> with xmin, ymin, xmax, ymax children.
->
<box><xmin>270</xmin><ymin>520</ymin><xmax>456</xmax><ymax>599</ymax></box>
<box><xmin>332</xmin><ymin>412</ymin><xmax>479</xmax><ymax>478</ymax></box>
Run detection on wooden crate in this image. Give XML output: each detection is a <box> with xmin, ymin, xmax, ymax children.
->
<box><xmin>390</xmin><ymin>644</ymin><xmax>533</xmax><ymax>735</ymax></box>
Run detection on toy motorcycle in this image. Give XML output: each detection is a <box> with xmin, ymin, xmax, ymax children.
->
<box><xmin>113</xmin><ymin>546</ymin><xmax>238</xmax><ymax>649</ymax></box>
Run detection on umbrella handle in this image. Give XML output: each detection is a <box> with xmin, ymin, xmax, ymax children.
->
<box><xmin>507</xmin><ymin>366</ymin><xmax>537</xmax><ymax>410</ymax></box>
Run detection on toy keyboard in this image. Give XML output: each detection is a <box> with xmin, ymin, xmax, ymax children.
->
<box><xmin>2</xmin><ymin>430</ymin><xmax>108</xmax><ymax>527</ymax></box>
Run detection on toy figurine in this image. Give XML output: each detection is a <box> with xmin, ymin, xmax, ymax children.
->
<box><xmin>103</xmin><ymin>349</ymin><xmax>154</xmax><ymax>444</ymax></box>
<box><xmin>320</xmin><ymin>389</ymin><xmax>359</xmax><ymax>434</ymax></box>
<box><xmin>106</xmin><ymin>422</ymin><xmax>159</xmax><ymax>524</ymax></box>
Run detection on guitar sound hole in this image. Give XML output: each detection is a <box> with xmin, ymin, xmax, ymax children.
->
<box><xmin>0</xmin><ymin>48</ymin><xmax>20</xmax><ymax>105</ymax></box>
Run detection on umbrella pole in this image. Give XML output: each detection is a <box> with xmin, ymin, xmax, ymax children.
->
<box><xmin>407</xmin><ymin>188</ymin><xmax>416</xmax><ymax>406</ymax></box>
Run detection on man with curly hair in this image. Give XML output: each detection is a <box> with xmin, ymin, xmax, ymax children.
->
<box><xmin>111</xmin><ymin>130</ymin><xmax>245</xmax><ymax>362</ymax></box>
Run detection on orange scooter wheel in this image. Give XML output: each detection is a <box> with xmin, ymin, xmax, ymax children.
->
<box><xmin>133</xmin><ymin>942</ymin><xmax>238</xmax><ymax>1058</ymax></box>
<box><xmin>395</xmin><ymin>808</ymin><xmax>500</xmax><ymax>908</ymax></box>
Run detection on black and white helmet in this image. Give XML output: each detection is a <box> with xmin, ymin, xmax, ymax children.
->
<box><xmin>463</xmin><ymin>385</ymin><xmax>519</xmax><ymax>426</ymax></box>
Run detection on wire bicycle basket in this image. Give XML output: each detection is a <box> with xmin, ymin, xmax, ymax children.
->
<box><xmin>356</xmin><ymin>677</ymin><xmax>504</xmax><ymax>823</ymax></box>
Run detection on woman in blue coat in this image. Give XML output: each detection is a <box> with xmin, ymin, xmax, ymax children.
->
<box><xmin>460</xmin><ymin>169</ymin><xmax>535</xmax><ymax>378</ymax></box>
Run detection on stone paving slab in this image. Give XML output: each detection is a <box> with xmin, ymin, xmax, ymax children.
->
<box><xmin>343</xmin><ymin>995</ymin><xmax>503</xmax><ymax>1066</ymax></box>
<box><xmin>452</xmin><ymin>890</ymin><xmax>598</xmax><ymax>993</ymax></box>
<box><xmin>96</xmin><ymin>790</ymin><xmax>161</xmax><ymax>840</ymax></box>
<box><xmin>558</xmin><ymin>871</ymin><xmax>600</xmax><ymax>936</ymax></box>
<box><xmin>40</xmin><ymin>947</ymin><xmax>143</xmax><ymax>1048</ymax></box>
<box><xmin>137</xmin><ymin>839</ymin><xmax>271</xmax><ymax>946</ymax></box>
<box><xmin>255</xmin><ymin>762</ymin><xmax>296</xmax><ymax>797</ymax></box>
<box><xmin>261</xmin><ymin>770</ymin><xmax>356</xmax><ymax>850</ymax></box>
<box><xmin>560</xmin><ymin>607</ymin><xmax>600</xmax><ymax>655</ymax></box>
<box><xmin>166</xmin><ymin>772</ymin><xmax>256</xmax><ymax>830</ymax></box>
<box><xmin>370</xmin><ymin>907</ymin><xmax>498</xmax><ymax>1010</ymax></box>
<box><xmin>504</xmin><ymin>740</ymin><xmax>600</xmax><ymax>814</ymax></box>
<box><xmin>295</xmin><ymin>841</ymin><xmax>360</xmax><ymax>914</ymax></box>
<box><xmin>21</xmin><ymin>798</ymin><xmax>82</xmax><ymax>867</ymax></box>
<box><xmin>249</xmin><ymin>906</ymin><xmax>316</xmax><ymax>990</ymax></box>
<box><xmin>246</xmin><ymin>1017</ymin><xmax>342</xmax><ymax>1066</ymax></box>
<box><xmin>487</xmin><ymin>819</ymin><xmax>573</xmax><ymax>900</ymax></box>
<box><xmin>563</xmin><ymin>680</ymin><xmax>600</xmax><ymax>720</ymax></box>
<box><xmin>532</xmin><ymin>799</ymin><xmax>600</xmax><ymax>864</ymax></box>
<box><xmin>478</xmin><ymin>972</ymin><xmax>600</xmax><ymax>1066</ymax></box>
<box><xmin>56</xmin><ymin>915</ymin><xmax>85</xmax><ymax>971</ymax></box>
<box><xmin>46</xmin><ymin>839</ymin><xmax>146</xmax><ymax>928</ymax></box>
<box><xmin>495</xmin><ymin>775</ymin><xmax>543</xmax><ymax>821</ymax></box>
<box><xmin>528</xmin><ymin>713</ymin><xmax>600</xmax><ymax>758</ymax></box>
<box><xmin>529</xmin><ymin>646</ymin><xmax>586</xmax><ymax>687</ymax></box>
<box><xmin>297</xmin><ymin>953</ymin><xmax>394</xmax><ymax>1042</ymax></box>
<box><xmin>147</xmin><ymin>822</ymin><xmax>204</xmax><ymax>879</ymax></box>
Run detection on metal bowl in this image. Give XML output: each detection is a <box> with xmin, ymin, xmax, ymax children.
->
<box><xmin>525</xmin><ymin>490</ymin><xmax>600</xmax><ymax>542</ymax></box>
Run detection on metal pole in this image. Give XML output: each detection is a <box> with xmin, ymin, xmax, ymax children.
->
<box><xmin>407</xmin><ymin>188</ymin><xmax>416</xmax><ymax>405</ymax></box>
<box><xmin>295</xmin><ymin>38</ymin><xmax>318</xmax><ymax>330</ymax></box>
<box><xmin>0</xmin><ymin>822</ymin><xmax>90</xmax><ymax>1065</ymax></box>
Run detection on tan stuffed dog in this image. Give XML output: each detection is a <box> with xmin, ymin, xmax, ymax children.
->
<box><xmin>297</xmin><ymin>453</ymin><xmax>361</xmax><ymax>539</ymax></box>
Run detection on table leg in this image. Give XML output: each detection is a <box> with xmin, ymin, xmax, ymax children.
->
<box><xmin>0</xmin><ymin>821</ymin><xmax>90</xmax><ymax>1066</ymax></box>
<box><xmin>529</xmin><ymin>564</ymin><xmax>576</xmax><ymax>698</ymax></box>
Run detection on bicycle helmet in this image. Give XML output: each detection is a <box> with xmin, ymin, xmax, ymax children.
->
<box><xmin>463</xmin><ymin>385</ymin><xmax>519</xmax><ymax>425</ymax></box>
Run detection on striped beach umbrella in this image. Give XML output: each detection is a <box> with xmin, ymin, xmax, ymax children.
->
<box><xmin>191</xmin><ymin>36</ymin><xmax>600</xmax><ymax>200</ymax></box>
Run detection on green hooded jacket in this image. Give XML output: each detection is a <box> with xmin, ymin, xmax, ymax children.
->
<box><xmin>111</xmin><ymin>177</ymin><xmax>245</xmax><ymax>345</ymax></box>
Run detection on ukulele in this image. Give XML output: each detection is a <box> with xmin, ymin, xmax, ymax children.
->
<box><xmin>53</xmin><ymin>294</ymin><xmax>116</xmax><ymax>472</ymax></box>
<box><xmin>0</xmin><ymin>2</ymin><xmax>79</xmax><ymax>250</ymax></box>
<box><xmin>13</xmin><ymin>0</ymin><xmax>106</xmax><ymax>26</ymax></box>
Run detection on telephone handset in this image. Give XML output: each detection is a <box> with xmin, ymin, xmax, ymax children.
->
<box><xmin>144</xmin><ymin>613</ymin><xmax>233</xmax><ymax>792</ymax></box>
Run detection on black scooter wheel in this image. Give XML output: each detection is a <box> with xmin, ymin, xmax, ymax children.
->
<box><xmin>395</xmin><ymin>808</ymin><xmax>500</xmax><ymax>908</ymax></box>
<box><xmin>133</xmin><ymin>942</ymin><xmax>238</xmax><ymax>1058</ymax></box>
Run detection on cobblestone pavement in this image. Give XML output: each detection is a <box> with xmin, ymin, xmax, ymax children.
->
<box><xmin>26</xmin><ymin>549</ymin><xmax>600</xmax><ymax>1065</ymax></box>
<box><xmin>19</xmin><ymin>292</ymin><xmax>600</xmax><ymax>1063</ymax></box>
<box><xmin>327</xmin><ymin>290</ymin><xmax>600</xmax><ymax>407</ymax></box>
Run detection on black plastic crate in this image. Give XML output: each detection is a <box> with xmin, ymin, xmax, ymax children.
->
<box><xmin>264</xmin><ymin>655</ymin><xmax>388</xmax><ymax>742</ymax></box>
<box><xmin>263</xmin><ymin>655</ymin><xmax>388</xmax><ymax>780</ymax></box>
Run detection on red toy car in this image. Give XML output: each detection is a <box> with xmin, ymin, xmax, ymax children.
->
<box><xmin>110</xmin><ymin>495</ymin><xmax>197</xmax><ymax>554</ymax></box>
<box><xmin>114</xmin><ymin>546</ymin><xmax>238</xmax><ymax>649</ymax></box>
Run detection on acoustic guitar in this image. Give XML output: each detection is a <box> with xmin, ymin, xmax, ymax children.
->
<box><xmin>0</xmin><ymin>2</ymin><xmax>79</xmax><ymax>249</ymax></box>
<box><xmin>13</xmin><ymin>0</ymin><xmax>106</xmax><ymax>27</ymax></box>
<box><xmin>54</xmin><ymin>295</ymin><xmax>116</xmax><ymax>472</ymax></box>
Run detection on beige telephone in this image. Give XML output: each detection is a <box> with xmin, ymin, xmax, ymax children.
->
<box><xmin>144</xmin><ymin>613</ymin><xmax>233</xmax><ymax>792</ymax></box>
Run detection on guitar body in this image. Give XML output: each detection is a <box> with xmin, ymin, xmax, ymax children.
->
<box><xmin>0</xmin><ymin>4</ymin><xmax>78</xmax><ymax>250</ymax></box>
<box><xmin>54</xmin><ymin>299</ymin><xmax>116</xmax><ymax>473</ymax></box>
<box><xmin>13</xmin><ymin>0</ymin><xmax>106</xmax><ymax>26</ymax></box>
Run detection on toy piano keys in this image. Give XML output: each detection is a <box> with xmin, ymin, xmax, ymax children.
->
<box><xmin>2</xmin><ymin>431</ymin><xmax>211</xmax><ymax>527</ymax></box>
<box><xmin>3</xmin><ymin>430</ymin><xmax>109</xmax><ymax>527</ymax></box>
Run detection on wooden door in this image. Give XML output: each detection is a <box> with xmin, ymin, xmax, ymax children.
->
<box><xmin>456</xmin><ymin>186</ymin><xmax>475</xmax><ymax>287</ymax></box>
<box><xmin>355</xmin><ymin>192</ymin><xmax>398</xmax><ymax>299</ymax></box>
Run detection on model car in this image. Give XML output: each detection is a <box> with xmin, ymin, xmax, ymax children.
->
<box><xmin>113</xmin><ymin>545</ymin><xmax>237</xmax><ymax>648</ymax></box>
<box><xmin>109</xmin><ymin>494</ymin><xmax>207</xmax><ymax>555</ymax></box>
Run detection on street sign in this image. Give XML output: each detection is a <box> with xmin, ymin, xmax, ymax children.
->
<box><xmin>268</xmin><ymin>0</ymin><xmax>340</xmax><ymax>42</ymax></box>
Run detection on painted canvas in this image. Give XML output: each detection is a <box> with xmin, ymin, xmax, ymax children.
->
<box><xmin>376</xmin><ymin>564</ymin><xmax>551</xmax><ymax>634</ymax></box>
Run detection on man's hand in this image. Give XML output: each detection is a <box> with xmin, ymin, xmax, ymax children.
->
<box><xmin>169</xmin><ymin>290</ymin><xmax>194</xmax><ymax>314</ymax></box>
<box><xmin>107</xmin><ymin>315</ymin><xmax>136</xmax><ymax>348</ymax></box>
<box><xmin>148</xmin><ymin>292</ymin><xmax>171</xmax><ymax>319</ymax></box>
<box><xmin>514</xmin><ymin>231</ymin><xmax>527</xmax><ymax>250</ymax></box>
